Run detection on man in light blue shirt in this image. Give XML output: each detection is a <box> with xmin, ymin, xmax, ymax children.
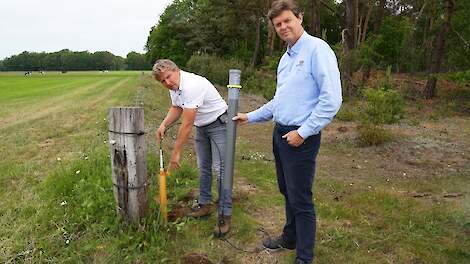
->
<box><xmin>233</xmin><ymin>0</ymin><xmax>342</xmax><ymax>263</ymax></box>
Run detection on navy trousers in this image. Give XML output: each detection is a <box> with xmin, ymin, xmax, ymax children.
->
<box><xmin>273</xmin><ymin>124</ymin><xmax>321</xmax><ymax>263</ymax></box>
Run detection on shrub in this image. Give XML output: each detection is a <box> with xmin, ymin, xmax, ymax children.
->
<box><xmin>186</xmin><ymin>53</ymin><xmax>277</xmax><ymax>100</ymax></box>
<box><xmin>243</xmin><ymin>70</ymin><xmax>276</xmax><ymax>100</ymax></box>
<box><xmin>447</xmin><ymin>69</ymin><xmax>470</xmax><ymax>86</ymax></box>
<box><xmin>185</xmin><ymin>53</ymin><xmax>245</xmax><ymax>86</ymax></box>
<box><xmin>335</xmin><ymin>100</ymin><xmax>359</xmax><ymax>121</ymax></box>
<box><xmin>357</xmin><ymin>123</ymin><xmax>392</xmax><ymax>146</ymax></box>
<box><xmin>356</xmin><ymin>71</ymin><xmax>404</xmax><ymax>146</ymax></box>
<box><xmin>361</xmin><ymin>87</ymin><xmax>404</xmax><ymax>124</ymax></box>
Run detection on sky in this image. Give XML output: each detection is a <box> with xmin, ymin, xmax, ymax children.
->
<box><xmin>0</xmin><ymin>0</ymin><xmax>174</xmax><ymax>59</ymax></box>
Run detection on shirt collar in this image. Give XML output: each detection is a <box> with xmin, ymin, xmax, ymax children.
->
<box><xmin>287</xmin><ymin>31</ymin><xmax>308</xmax><ymax>57</ymax></box>
<box><xmin>173</xmin><ymin>70</ymin><xmax>186</xmax><ymax>93</ymax></box>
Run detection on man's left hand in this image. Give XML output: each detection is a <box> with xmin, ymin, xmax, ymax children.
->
<box><xmin>169</xmin><ymin>151</ymin><xmax>181</xmax><ymax>171</ymax></box>
<box><xmin>282</xmin><ymin>130</ymin><xmax>304</xmax><ymax>147</ymax></box>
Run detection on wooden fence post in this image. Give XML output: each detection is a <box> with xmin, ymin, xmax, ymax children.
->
<box><xmin>108</xmin><ymin>107</ymin><xmax>148</xmax><ymax>222</ymax></box>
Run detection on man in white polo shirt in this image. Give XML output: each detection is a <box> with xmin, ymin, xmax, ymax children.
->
<box><xmin>153</xmin><ymin>59</ymin><xmax>232</xmax><ymax>236</ymax></box>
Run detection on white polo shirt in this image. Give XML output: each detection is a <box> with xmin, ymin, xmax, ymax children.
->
<box><xmin>169</xmin><ymin>70</ymin><xmax>227</xmax><ymax>127</ymax></box>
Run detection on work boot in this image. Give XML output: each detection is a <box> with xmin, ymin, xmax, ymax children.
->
<box><xmin>188</xmin><ymin>203</ymin><xmax>212</xmax><ymax>218</ymax></box>
<box><xmin>213</xmin><ymin>215</ymin><xmax>231</xmax><ymax>237</ymax></box>
<box><xmin>262</xmin><ymin>235</ymin><xmax>296</xmax><ymax>250</ymax></box>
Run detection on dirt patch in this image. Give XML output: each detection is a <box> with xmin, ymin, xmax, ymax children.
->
<box><xmin>182</xmin><ymin>253</ymin><xmax>214</xmax><ymax>264</ymax></box>
<box><xmin>239</xmin><ymin>250</ymin><xmax>286</xmax><ymax>264</ymax></box>
<box><xmin>168</xmin><ymin>202</ymin><xmax>192</xmax><ymax>222</ymax></box>
<box><xmin>319</xmin><ymin>116</ymin><xmax>470</xmax><ymax>182</ymax></box>
<box><xmin>38</xmin><ymin>138</ymin><xmax>54</xmax><ymax>149</ymax></box>
<box><xmin>233</xmin><ymin>177</ymin><xmax>258</xmax><ymax>202</ymax></box>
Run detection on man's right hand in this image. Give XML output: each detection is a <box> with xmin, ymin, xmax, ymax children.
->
<box><xmin>156</xmin><ymin>124</ymin><xmax>166</xmax><ymax>141</ymax></box>
<box><xmin>232</xmin><ymin>113</ymin><xmax>249</xmax><ymax>125</ymax></box>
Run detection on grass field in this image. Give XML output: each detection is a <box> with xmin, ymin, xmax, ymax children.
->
<box><xmin>0</xmin><ymin>71</ymin><xmax>469</xmax><ymax>263</ymax></box>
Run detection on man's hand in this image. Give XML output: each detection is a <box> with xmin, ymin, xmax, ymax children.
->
<box><xmin>232</xmin><ymin>113</ymin><xmax>249</xmax><ymax>125</ymax></box>
<box><xmin>156</xmin><ymin>123</ymin><xmax>166</xmax><ymax>142</ymax></box>
<box><xmin>282</xmin><ymin>130</ymin><xmax>304</xmax><ymax>147</ymax></box>
<box><xmin>169</xmin><ymin>150</ymin><xmax>181</xmax><ymax>171</ymax></box>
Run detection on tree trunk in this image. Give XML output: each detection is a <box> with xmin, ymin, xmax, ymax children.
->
<box><xmin>310</xmin><ymin>0</ymin><xmax>321</xmax><ymax>37</ymax></box>
<box><xmin>424</xmin><ymin>0</ymin><xmax>455</xmax><ymax>99</ymax></box>
<box><xmin>424</xmin><ymin>17</ymin><xmax>434</xmax><ymax>70</ymax></box>
<box><xmin>251</xmin><ymin>17</ymin><xmax>261</xmax><ymax>67</ymax></box>
<box><xmin>373</xmin><ymin>0</ymin><xmax>386</xmax><ymax>34</ymax></box>
<box><xmin>345</xmin><ymin>0</ymin><xmax>358</xmax><ymax>50</ymax></box>
<box><xmin>341</xmin><ymin>29</ymin><xmax>355</xmax><ymax>97</ymax></box>
<box><xmin>357</xmin><ymin>14</ymin><xmax>363</xmax><ymax>45</ymax></box>
<box><xmin>266</xmin><ymin>23</ymin><xmax>275</xmax><ymax>56</ymax></box>
<box><xmin>361</xmin><ymin>1</ymin><xmax>373</xmax><ymax>43</ymax></box>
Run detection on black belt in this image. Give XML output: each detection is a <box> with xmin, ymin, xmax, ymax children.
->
<box><xmin>196</xmin><ymin>112</ymin><xmax>227</xmax><ymax>128</ymax></box>
<box><xmin>275</xmin><ymin>123</ymin><xmax>300</xmax><ymax>129</ymax></box>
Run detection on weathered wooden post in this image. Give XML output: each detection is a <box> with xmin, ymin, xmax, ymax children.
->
<box><xmin>108</xmin><ymin>107</ymin><xmax>148</xmax><ymax>222</ymax></box>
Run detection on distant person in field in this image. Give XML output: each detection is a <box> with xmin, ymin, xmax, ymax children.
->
<box><xmin>153</xmin><ymin>59</ymin><xmax>232</xmax><ymax>237</ymax></box>
<box><xmin>233</xmin><ymin>0</ymin><xmax>342</xmax><ymax>263</ymax></box>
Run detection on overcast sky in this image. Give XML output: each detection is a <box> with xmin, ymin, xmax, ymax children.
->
<box><xmin>0</xmin><ymin>0</ymin><xmax>174</xmax><ymax>59</ymax></box>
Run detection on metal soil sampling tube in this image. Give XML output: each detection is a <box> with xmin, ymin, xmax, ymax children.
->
<box><xmin>222</xmin><ymin>69</ymin><xmax>241</xmax><ymax>209</ymax></box>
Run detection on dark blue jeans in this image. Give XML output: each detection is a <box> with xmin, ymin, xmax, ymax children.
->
<box><xmin>273</xmin><ymin>124</ymin><xmax>321</xmax><ymax>264</ymax></box>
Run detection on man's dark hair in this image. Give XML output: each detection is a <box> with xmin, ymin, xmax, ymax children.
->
<box><xmin>268</xmin><ymin>0</ymin><xmax>303</xmax><ymax>21</ymax></box>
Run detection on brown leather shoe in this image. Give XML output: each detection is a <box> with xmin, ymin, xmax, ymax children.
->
<box><xmin>188</xmin><ymin>203</ymin><xmax>212</xmax><ymax>218</ymax></box>
<box><xmin>213</xmin><ymin>215</ymin><xmax>231</xmax><ymax>237</ymax></box>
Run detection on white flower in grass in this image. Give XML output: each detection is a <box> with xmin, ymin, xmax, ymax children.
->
<box><xmin>75</xmin><ymin>170</ymin><xmax>80</xmax><ymax>175</ymax></box>
<box><xmin>65</xmin><ymin>239</ymin><xmax>70</xmax><ymax>245</ymax></box>
<box><xmin>60</xmin><ymin>201</ymin><xmax>67</xmax><ymax>206</ymax></box>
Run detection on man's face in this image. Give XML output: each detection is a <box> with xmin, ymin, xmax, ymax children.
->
<box><xmin>156</xmin><ymin>69</ymin><xmax>180</xmax><ymax>90</ymax></box>
<box><xmin>272</xmin><ymin>10</ymin><xmax>304</xmax><ymax>45</ymax></box>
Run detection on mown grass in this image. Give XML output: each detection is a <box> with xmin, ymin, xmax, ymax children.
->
<box><xmin>1</xmin><ymin>71</ymin><xmax>469</xmax><ymax>263</ymax></box>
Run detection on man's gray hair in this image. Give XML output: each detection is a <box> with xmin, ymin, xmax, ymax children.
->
<box><xmin>152</xmin><ymin>59</ymin><xmax>179</xmax><ymax>78</ymax></box>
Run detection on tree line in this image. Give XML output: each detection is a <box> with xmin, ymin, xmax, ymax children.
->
<box><xmin>145</xmin><ymin>0</ymin><xmax>470</xmax><ymax>99</ymax></box>
<box><xmin>0</xmin><ymin>50</ymin><xmax>151</xmax><ymax>72</ymax></box>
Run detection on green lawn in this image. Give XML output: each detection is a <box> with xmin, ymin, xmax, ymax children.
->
<box><xmin>0</xmin><ymin>72</ymin><xmax>469</xmax><ymax>263</ymax></box>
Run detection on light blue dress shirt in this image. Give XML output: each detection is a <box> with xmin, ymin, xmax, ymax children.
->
<box><xmin>247</xmin><ymin>31</ymin><xmax>342</xmax><ymax>139</ymax></box>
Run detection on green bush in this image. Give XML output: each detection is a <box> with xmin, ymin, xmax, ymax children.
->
<box><xmin>336</xmin><ymin>107</ymin><xmax>358</xmax><ymax>122</ymax></box>
<box><xmin>186</xmin><ymin>53</ymin><xmax>277</xmax><ymax>100</ymax></box>
<box><xmin>447</xmin><ymin>70</ymin><xmax>470</xmax><ymax>86</ymax></box>
<box><xmin>243</xmin><ymin>70</ymin><xmax>276</xmax><ymax>100</ymax></box>
<box><xmin>361</xmin><ymin>87</ymin><xmax>404</xmax><ymax>125</ymax></box>
<box><xmin>371</xmin><ymin>17</ymin><xmax>413</xmax><ymax>70</ymax></box>
<box><xmin>335</xmin><ymin>100</ymin><xmax>359</xmax><ymax>121</ymax></box>
<box><xmin>185</xmin><ymin>53</ymin><xmax>245</xmax><ymax>86</ymax></box>
<box><xmin>356</xmin><ymin>72</ymin><xmax>404</xmax><ymax>146</ymax></box>
<box><xmin>357</xmin><ymin>123</ymin><xmax>392</xmax><ymax>146</ymax></box>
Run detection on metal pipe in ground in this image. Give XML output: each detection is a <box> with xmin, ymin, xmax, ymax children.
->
<box><xmin>222</xmin><ymin>69</ymin><xmax>241</xmax><ymax>208</ymax></box>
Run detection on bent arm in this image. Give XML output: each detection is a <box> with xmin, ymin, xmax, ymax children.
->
<box><xmin>161</xmin><ymin>106</ymin><xmax>183</xmax><ymax>128</ymax></box>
